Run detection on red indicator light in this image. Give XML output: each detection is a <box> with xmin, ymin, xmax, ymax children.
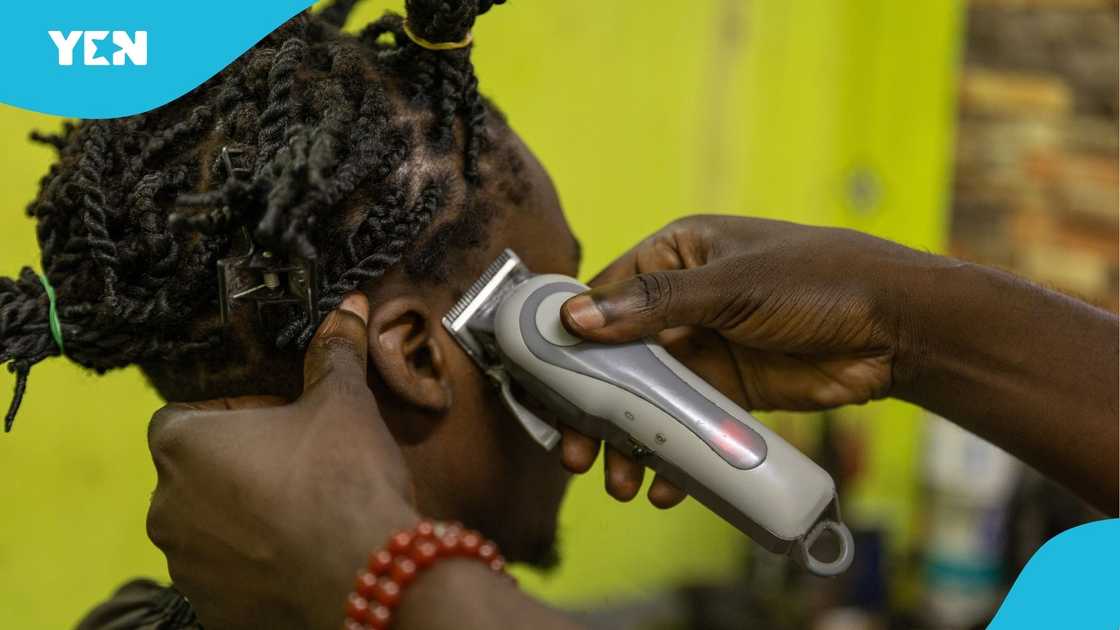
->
<box><xmin>710</xmin><ymin>417</ymin><xmax>760</xmax><ymax>468</ymax></box>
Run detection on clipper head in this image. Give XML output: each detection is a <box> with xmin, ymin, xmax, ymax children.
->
<box><xmin>443</xmin><ymin>250</ymin><xmax>563</xmax><ymax>451</ymax></box>
<box><xmin>442</xmin><ymin>249</ymin><xmax>532</xmax><ymax>371</ymax></box>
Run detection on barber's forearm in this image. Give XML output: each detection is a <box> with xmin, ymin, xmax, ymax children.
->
<box><xmin>394</xmin><ymin>560</ymin><xmax>586</xmax><ymax>630</ymax></box>
<box><xmin>893</xmin><ymin>257</ymin><xmax>1119</xmax><ymax>514</ymax></box>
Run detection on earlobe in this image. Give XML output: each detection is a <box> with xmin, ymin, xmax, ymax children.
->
<box><xmin>368</xmin><ymin>297</ymin><xmax>453</xmax><ymax>412</ymax></box>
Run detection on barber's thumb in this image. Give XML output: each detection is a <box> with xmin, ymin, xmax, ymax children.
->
<box><xmin>302</xmin><ymin>292</ymin><xmax>371</xmax><ymax>395</ymax></box>
<box><xmin>562</xmin><ymin>269</ymin><xmax>709</xmax><ymax>343</ymax></box>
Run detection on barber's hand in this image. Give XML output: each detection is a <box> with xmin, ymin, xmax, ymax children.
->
<box><xmin>559</xmin><ymin>215</ymin><xmax>926</xmax><ymax>508</ymax></box>
<box><xmin>146</xmin><ymin>294</ymin><xmax>419</xmax><ymax>630</ymax></box>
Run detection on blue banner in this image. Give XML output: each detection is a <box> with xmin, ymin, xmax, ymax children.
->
<box><xmin>1</xmin><ymin>1</ymin><xmax>314</xmax><ymax>118</ymax></box>
<box><xmin>990</xmin><ymin>518</ymin><xmax>1119</xmax><ymax>628</ymax></box>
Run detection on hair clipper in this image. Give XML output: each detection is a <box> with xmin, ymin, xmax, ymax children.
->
<box><xmin>443</xmin><ymin>250</ymin><xmax>854</xmax><ymax>576</ymax></box>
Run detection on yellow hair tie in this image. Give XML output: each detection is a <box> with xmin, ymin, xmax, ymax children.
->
<box><xmin>402</xmin><ymin>20</ymin><xmax>473</xmax><ymax>51</ymax></box>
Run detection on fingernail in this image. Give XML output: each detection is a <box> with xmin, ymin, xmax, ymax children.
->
<box><xmin>338</xmin><ymin>292</ymin><xmax>369</xmax><ymax>325</ymax></box>
<box><xmin>565</xmin><ymin>294</ymin><xmax>605</xmax><ymax>330</ymax></box>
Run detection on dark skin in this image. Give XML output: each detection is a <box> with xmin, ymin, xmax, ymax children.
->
<box><xmin>561</xmin><ymin>216</ymin><xmax>1118</xmax><ymax>514</ymax></box>
<box><xmin>146</xmin><ymin>131</ymin><xmax>589</xmax><ymax>628</ymax></box>
<box><xmin>147</xmin><ymin>215</ymin><xmax>1118</xmax><ymax>630</ymax></box>
<box><xmin>366</xmin><ymin>133</ymin><xmax>583</xmax><ymax>568</ymax></box>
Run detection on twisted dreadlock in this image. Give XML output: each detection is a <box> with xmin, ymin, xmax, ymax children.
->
<box><xmin>0</xmin><ymin>0</ymin><xmax>521</xmax><ymax>430</ymax></box>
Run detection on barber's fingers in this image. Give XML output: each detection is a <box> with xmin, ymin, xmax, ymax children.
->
<box><xmin>586</xmin><ymin>248</ymin><xmax>639</xmax><ymax>288</ymax></box>
<box><xmin>561</xmin><ymin>426</ymin><xmax>600</xmax><ymax>473</ymax></box>
<box><xmin>147</xmin><ymin>402</ymin><xmax>208</xmax><ymax>469</ymax></box>
<box><xmin>147</xmin><ymin>397</ymin><xmax>283</xmax><ymax>471</ymax></box>
<box><xmin>302</xmin><ymin>292</ymin><xmax>371</xmax><ymax>399</ymax></box>
<box><xmin>586</xmin><ymin>230</ymin><xmax>689</xmax><ymax>289</ymax></box>
<box><xmin>562</xmin><ymin>427</ymin><xmax>689</xmax><ymax>508</ymax></box>
<box><xmin>648</xmin><ymin>475</ymin><xmax>687</xmax><ymax>509</ymax></box>
<box><xmin>604</xmin><ymin>445</ymin><xmax>644</xmax><ymax>502</ymax></box>
<box><xmin>563</xmin><ymin>265</ymin><xmax>725</xmax><ymax>344</ymax></box>
<box><xmin>604</xmin><ymin>447</ymin><xmax>688</xmax><ymax>508</ymax></box>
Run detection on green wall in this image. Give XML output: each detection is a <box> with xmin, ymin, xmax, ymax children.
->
<box><xmin>0</xmin><ymin>2</ymin><xmax>961</xmax><ymax>626</ymax></box>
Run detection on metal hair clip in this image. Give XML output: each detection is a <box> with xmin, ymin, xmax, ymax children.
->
<box><xmin>212</xmin><ymin>145</ymin><xmax>320</xmax><ymax>328</ymax></box>
<box><xmin>213</xmin><ymin>145</ymin><xmax>320</xmax><ymax>328</ymax></box>
<box><xmin>217</xmin><ymin>230</ymin><xmax>320</xmax><ymax>327</ymax></box>
<box><xmin>220</xmin><ymin>145</ymin><xmax>252</xmax><ymax>181</ymax></box>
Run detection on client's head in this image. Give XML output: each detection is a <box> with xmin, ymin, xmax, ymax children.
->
<box><xmin>0</xmin><ymin>0</ymin><xmax>579</xmax><ymax>566</ymax></box>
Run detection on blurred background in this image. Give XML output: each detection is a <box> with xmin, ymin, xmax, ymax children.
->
<box><xmin>0</xmin><ymin>1</ymin><xmax>1115</xmax><ymax>628</ymax></box>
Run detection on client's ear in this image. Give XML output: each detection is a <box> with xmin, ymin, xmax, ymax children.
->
<box><xmin>368</xmin><ymin>297</ymin><xmax>452</xmax><ymax>412</ymax></box>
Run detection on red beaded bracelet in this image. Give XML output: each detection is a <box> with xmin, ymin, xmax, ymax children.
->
<box><xmin>342</xmin><ymin>520</ymin><xmax>512</xmax><ymax>629</ymax></box>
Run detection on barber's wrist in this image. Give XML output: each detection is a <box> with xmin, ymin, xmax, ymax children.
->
<box><xmin>305</xmin><ymin>497</ymin><xmax>422</xmax><ymax>630</ymax></box>
<box><xmin>887</xmin><ymin>251</ymin><xmax>974</xmax><ymax>404</ymax></box>
<box><xmin>341</xmin><ymin>519</ymin><xmax>513</xmax><ymax>629</ymax></box>
<box><xmin>393</xmin><ymin>558</ymin><xmax>515</xmax><ymax>630</ymax></box>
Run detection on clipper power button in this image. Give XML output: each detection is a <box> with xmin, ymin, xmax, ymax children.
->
<box><xmin>536</xmin><ymin>292</ymin><xmax>582</xmax><ymax>347</ymax></box>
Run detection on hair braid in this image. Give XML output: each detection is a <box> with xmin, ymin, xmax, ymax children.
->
<box><xmin>2</xmin><ymin>0</ymin><xmax>514</xmax><ymax>428</ymax></box>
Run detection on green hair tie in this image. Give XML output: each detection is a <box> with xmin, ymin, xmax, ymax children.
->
<box><xmin>38</xmin><ymin>274</ymin><xmax>64</xmax><ymax>355</ymax></box>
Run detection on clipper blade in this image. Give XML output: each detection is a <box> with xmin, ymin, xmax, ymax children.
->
<box><xmin>442</xmin><ymin>249</ymin><xmax>562</xmax><ymax>450</ymax></box>
<box><xmin>442</xmin><ymin>249</ymin><xmax>532</xmax><ymax>369</ymax></box>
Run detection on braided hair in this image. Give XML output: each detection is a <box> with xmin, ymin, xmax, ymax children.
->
<box><xmin>0</xmin><ymin>0</ymin><xmax>522</xmax><ymax>430</ymax></box>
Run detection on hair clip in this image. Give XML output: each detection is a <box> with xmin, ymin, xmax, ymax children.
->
<box><xmin>220</xmin><ymin>145</ymin><xmax>253</xmax><ymax>181</ymax></box>
<box><xmin>210</xmin><ymin>147</ymin><xmax>318</xmax><ymax>330</ymax></box>
<box><xmin>217</xmin><ymin>229</ymin><xmax>320</xmax><ymax>328</ymax></box>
